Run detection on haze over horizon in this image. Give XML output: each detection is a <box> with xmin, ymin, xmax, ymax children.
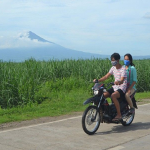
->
<box><xmin>0</xmin><ymin>0</ymin><xmax>150</xmax><ymax>56</ymax></box>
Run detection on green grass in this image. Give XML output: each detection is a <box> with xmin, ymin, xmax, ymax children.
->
<box><xmin>0</xmin><ymin>88</ymin><xmax>149</xmax><ymax>124</ymax></box>
<box><xmin>135</xmin><ymin>92</ymin><xmax>150</xmax><ymax>101</ymax></box>
<box><xmin>0</xmin><ymin>89</ymin><xmax>89</xmax><ymax>124</ymax></box>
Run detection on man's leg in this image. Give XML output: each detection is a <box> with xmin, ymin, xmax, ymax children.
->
<box><xmin>103</xmin><ymin>91</ymin><xmax>110</xmax><ymax>98</ymax></box>
<box><xmin>104</xmin><ymin>87</ymin><xmax>114</xmax><ymax>99</ymax></box>
<box><xmin>111</xmin><ymin>91</ymin><xmax>122</xmax><ymax>119</ymax></box>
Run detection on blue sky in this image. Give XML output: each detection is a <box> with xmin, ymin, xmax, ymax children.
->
<box><xmin>0</xmin><ymin>0</ymin><xmax>150</xmax><ymax>56</ymax></box>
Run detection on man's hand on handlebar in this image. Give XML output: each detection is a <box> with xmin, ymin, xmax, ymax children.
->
<box><xmin>114</xmin><ymin>81</ymin><xmax>121</xmax><ymax>85</ymax></box>
<box><xmin>93</xmin><ymin>79</ymin><xmax>98</xmax><ymax>83</ymax></box>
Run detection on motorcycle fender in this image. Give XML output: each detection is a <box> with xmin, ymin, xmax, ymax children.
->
<box><xmin>132</xmin><ymin>97</ymin><xmax>138</xmax><ymax>109</ymax></box>
<box><xmin>83</xmin><ymin>96</ymin><xmax>99</xmax><ymax>105</ymax></box>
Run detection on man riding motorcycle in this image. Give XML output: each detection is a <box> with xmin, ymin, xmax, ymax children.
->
<box><xmin>93</xmin><ymin>53</ymin><xmax>127</xmax><ymax>122</ymax></box>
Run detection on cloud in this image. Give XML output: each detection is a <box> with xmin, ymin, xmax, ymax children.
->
<box><xmin>0</xmin><ymin>36</ymin><xmax>52</xmax><ymax>49</ymax></box>
<box><xmin>105</xmin><ymin>0</ymin><xmax>121</xmax><ymax>3</ymax></box>
<box><xmin>0</xmin><ymin>0</ymin><xmax>150</xmax><ymax>55</ymax></box>
<box><xmin>143</xmin><ymin>12</ymin><xmax>150</xmax><ymax>19</ymax></box>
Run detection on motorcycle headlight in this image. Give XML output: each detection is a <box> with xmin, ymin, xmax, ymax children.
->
<box><xmin>94</xmin><ymin>90</ymin><xmax>99</xmax><ymax>95</ymax></box>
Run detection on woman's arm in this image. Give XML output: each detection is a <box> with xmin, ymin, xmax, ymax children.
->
<box><xmin>127</xmin><ymin>67</ymin><xmax>137</xmax><ymax>93</ymax></box>
<box><xmin>128</xmin><ymin>81</ymin><xmax>136</xmax><ymax>90</ymax></box>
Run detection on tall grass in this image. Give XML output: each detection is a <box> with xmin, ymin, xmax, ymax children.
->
<box><xmin>0</xmin><ymin>58</ymin><xmax>149</xmax><ymax>108</ymax></box>
<box><xmin>134</xmin><ymin>59</ymin><xmax>150</xmax><ymax>92</ymax></box>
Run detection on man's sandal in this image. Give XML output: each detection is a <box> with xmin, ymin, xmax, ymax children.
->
<box><xmin>112</xmin><ymin>117</ymin><xmax>122</xmax><ymax>122</ymax></box>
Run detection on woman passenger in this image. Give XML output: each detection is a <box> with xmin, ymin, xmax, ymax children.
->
<box><xmin>124</xmin><ymin>53</ymin><xmax>137</xmax><ymax>113</ymax></box>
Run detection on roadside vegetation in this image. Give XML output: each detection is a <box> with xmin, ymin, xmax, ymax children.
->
<box><xmin>0</xmin><ymin>58</ymin><xmax>150</xmax><ymax>124</ymax></box>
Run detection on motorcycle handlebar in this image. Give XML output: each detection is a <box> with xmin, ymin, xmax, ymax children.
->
<box><xmin>109</xmin><ymin>82</ymin><xmax>114</xmax><ymax>85</ymax></box>
<box><xmin>92</xmin><ymin>79</ymin><xmax>114</xmax><ymax>86</ymax></box>
<box><xmin>94</xmin><ymin>79</ymin><xmax>99</xmax><ymax>83</ymax></box>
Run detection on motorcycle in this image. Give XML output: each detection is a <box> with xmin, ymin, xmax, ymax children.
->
<box><xmin>82</xmin><ymin>80</ymin><xmax>137</xmax><ymax>135</ymax></box>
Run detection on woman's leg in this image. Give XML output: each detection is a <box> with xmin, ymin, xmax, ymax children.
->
<box><xmin>125</xmin><ymin>88</ymin><xmax>135</xmax><ymax>108</ymax></box>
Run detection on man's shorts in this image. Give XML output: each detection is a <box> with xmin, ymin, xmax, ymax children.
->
<box><xmin>107</xmin><ymin>87</ymin><xmax>125</xmax><ymax>99</ymax></box>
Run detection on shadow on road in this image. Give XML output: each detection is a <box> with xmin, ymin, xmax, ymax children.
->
<box><xmin>95</xmin><ymin>122</ymin><xmax>150</xmax><ymax>135</ymax></box>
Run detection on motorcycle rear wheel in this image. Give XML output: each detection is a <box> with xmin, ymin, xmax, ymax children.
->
<box><xmin>121</xmin><ymin>113</ymin><xmax>135</xmax><ymax>126</ymax></box>
<box><xmin>82</xmin><ymin>105</ymin><xmax>100</xmax><ymax>135</ymax></box>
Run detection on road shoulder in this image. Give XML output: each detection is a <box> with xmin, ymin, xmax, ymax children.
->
<box><xmin>0</xmin><ymin>99</ymin><xmax>150</xmax><ymax>131</ymax></box>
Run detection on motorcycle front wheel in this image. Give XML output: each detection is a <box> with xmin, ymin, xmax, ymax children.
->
<box><xmin>82</xmin><ymin>105</ymin><xmax>100</xmax><ymax>135</ymax></box>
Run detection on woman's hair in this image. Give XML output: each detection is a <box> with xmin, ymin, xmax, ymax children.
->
<box><xmin>111</xmin><ymin>53</ymin><xmax>120</xmax><ymax>60</ymax></box>
<box><xmin>124</xmin><ymin>53</ymin><xmax>135</xmax><ymax>66</ymax></box>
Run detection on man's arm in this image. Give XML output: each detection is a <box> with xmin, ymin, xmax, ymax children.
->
<box><xmin>98</xmin><ymin>72</ymin><xmax>112</xmax><ymax>82</ymax></box>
